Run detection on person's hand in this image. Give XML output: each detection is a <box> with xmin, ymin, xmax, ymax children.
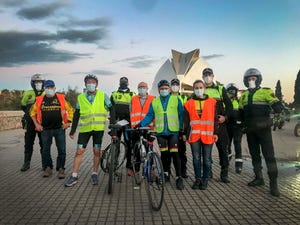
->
<box><xmin>35</xmin><ymin>124</ymin><xmax>43</xmax><ymax>132</ymax></box>
<box><xmin>217</xmin><ymin>115</ymin><xmax>226</xmax><ymax>123</ymax></box>
<box><xmin>62</xmin><ymin>122</ymin><xmax>71</xmax><ymax>130</ymax></box>
<box><xmin>213</xmin><ymin>135</ymin><xmax>218</xmax><ymax>143</ymax></box>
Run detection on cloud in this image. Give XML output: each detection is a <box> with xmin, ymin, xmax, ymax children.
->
<box><xmin>0</xmin><ymin>0</ymin><xmax>28</xmax><ymax>7</ymax></box>
<box><xmin>0</xmin><ymin>30</ymin><xmax>90</xmax><ymax>67</ymax></box>
<box><xmin>57</xmin><ymin>28</ymin><xmax>107</xmax><ymax>43</ymax></box>
<box><xmin>17</xmin><ymin>1</ymin><xmax>68</xmax><ymax>20</ymax></box>
<box><xmin>54</xmin><ymin>16</ymin><xmax>112</xmax><ymax>28</ymax></box>
<box><xmin>202</xmin><ymin>54</ymin><xmax>225</xmax><ymax>60</ymax></box>
<box><xmin>113</xmin><ymin>55</ymin><xmax>158</xmax><ymax>68</ymax></box>
<box><xmin>91</xmin><ymin>70</ymin><xmax>115</xmax><ymax>76</ymax></box>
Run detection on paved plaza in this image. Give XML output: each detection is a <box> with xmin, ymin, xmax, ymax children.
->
<box><xmin>0</xmin><ymin>119</ymin><xmax>299</xmax><ymax>225</ymax></box>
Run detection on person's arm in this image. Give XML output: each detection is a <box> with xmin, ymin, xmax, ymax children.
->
<box><xmin>140</xmin><ymin>103</ymin><xmax>155</xmax><ymax>127</ymax></box>
<box><xmin>62</xmin><ymin>100</ymin><xmax>73</xmax><ymax>129</ymax></box>
<box><xmin>29</xmin><ymin>103</ymin><xmax>43</xmax><ymax>131</ymax></box>
<box><xmin>178</xmin><ymin>98</ymin><xmax>184</xmax><ymax>131</ymax></box>
<box><xmin>69</xmin><ymin>109</ymin><xmax>80</xmax><ymax>137</ymax></box>
<box><xmin>221</xmin><ymin>87</ymin><xmax>233</xmax><ymax>122</ymax></box>
<box><xmin>104</xmin><ymin>93</ymin><xmax>116</xmax><ymax>124</ymax></box>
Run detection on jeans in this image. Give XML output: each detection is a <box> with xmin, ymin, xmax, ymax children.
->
<box><xmin>190</xmin><ymin>140</ymin><xmax>213</xmax><ymax>179</ymax></box>
<box><xmin>41</xmin><ymin>128</ymin><xmax>66</xmax><ymax>170</ymax></box>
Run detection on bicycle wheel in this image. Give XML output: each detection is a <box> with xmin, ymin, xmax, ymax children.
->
<box><xmin>132</xmin><ymin>142</ymin><xmax>144</xmax><ymax>185</ymax></box>
<box><xmin>294</xmin><ymin>123</ymin><xmax>300</xmax><ymax>137</ymax></box>
<box><xmin>101</xmin><ymin>141</ymin><xmax>127</xmax><ymax>173</ymax></box>
<box><xmin>145</xmin><ymin>151</ymin><xmax>164</xmax><ymax>211</ymax></box>
<box><xmin>108</xmin><ymin>144</ymin><xmax>116</xmax><ymax>194</ymax></box>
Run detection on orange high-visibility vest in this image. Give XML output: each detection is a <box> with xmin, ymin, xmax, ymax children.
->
<box><xmin>130</xmin><ymin>95</ymin><xmax>155</xmax><ymax>129</ymax></box>
<box><xmin>184</xmin><ymin>98</ymin><xmax>216</xmax><ymax>144</ymax></box>
<box><xmin>35</xmin><ymin>93</ymin><xmax>68</xmax><ymax>124</ymax></box>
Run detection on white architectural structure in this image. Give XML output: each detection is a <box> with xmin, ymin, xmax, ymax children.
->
<box><xmin>150</xmin><ymin>49</ymin><xmax>210</xmax><ymax>95</ymax></box>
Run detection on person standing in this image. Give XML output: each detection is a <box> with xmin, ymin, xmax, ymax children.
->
<box><xmin>170</xmin><ymin>78</ymin><xmax>188</xmax><ymax>178</ymax></box>
<box><xmin>202</xmin><ymin>68</ymin><xmax>233</xmax><ymax>183</ymax></box>
<box><xmin>111</xmin><ymin>77</ymin><xmax>135</xmax><ymax>176</ymax></box>
<box><xmin>20</xmin><ymin>74</ymin><xmax>45</xmax><ymax>171</ymax></box>
<box><xmin>129</xmin><ymin>81</ymin><xmax>155</xmax><ymax>172</ymax></box>
<box><xmin>239</xmin><ymin>68</ymin><xmax>282</xmax><ymax>197</ymax></box>
<box><xmin>183</xmin><ymin>80</ymin><xmax>218</xmax><ymax>190</ymax></box>
<box><xmin>140</xmin><ymin>80</ymin><xmax>184</xmax><ymax>190</ymax></box>
<box><xmin>226</xmin><ymin>83</ymin><xmax>243</xmax><ymax>173</ymax></box>
<box><xmin>65</xmin><ymin>74</ymin><xmax>115</xmax><ymax>187</ymax></box>
<box><xmin>30</xmin><ymin>80</ymin><xmax>73</xmax><ymax>178</ymax></box>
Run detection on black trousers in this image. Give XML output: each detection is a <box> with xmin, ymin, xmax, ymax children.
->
<box><xmin>246</xmin><ymin>127</ymin><xmax>278</xmax><ymax>179</ymax></box>
<box><xmin>117</xmin><ymin>126</ymin><xmax>132</xmax><ymax>169</ymax></box>
<box><xmin>215</xmin><ymin>124</ymin><xmax>229</xmax><ymax>168</ymax></box>
<box><xmin>23</xmin><ymin>119</ymin><xmax>42</xmax><ymax>164</ymax></box>
<box><xmin>178</xmin><ymin>136</ymin><xmax>187</xmax><ymax>174</ymax></box>
<box><xmin>227</xmin><ymin>123</ymin><xmax>243</xmax><ymax>159</ymax></box>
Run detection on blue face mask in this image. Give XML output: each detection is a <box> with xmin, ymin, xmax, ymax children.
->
<box><xmin>160</xmin><ymin>89</ymin><xmax>169</xmax><ymax>97</ymax></box>
<box><xmin>86</xmin><ymin>83</ymin><xmax>96</xmax><ymax>92</ymax></box>
<box><xmin>45</xmin><ymin>89</ymin><xmax>55</xmax><ymax>97</ymax></box>
<box><xmin>138</xmin><ymin>88</ymin><xmax>147</xmax><ymax>95</ymax></box>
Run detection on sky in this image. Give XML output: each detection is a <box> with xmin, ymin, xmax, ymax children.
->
<box><xmin>0</xmin><ymin>0</ymin><xmax>299</xmax><ymax>102</ymax></box>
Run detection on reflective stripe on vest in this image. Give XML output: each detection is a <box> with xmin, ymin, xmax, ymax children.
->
<box><xmin>130</xmin><ymin>95</ymin><xmax>155</xmax><ymax>129</ymax></box>
<box><xmin>112</xmin><ymin>91</ymin><xmax>133</xmax><ymax>105</ymax></box>
<box><xmin>151</xmin><ymin>96</ymin><xmax>179</xmax><ymax>133</ymax></box>
<box><xmin>78</xmin><ymin>91</ymin><xmax>107</xmax><ymax>132</ymax></box>
<box><xmin>185</xmin><ymin>98</ymin><xmax>216</xmax><ymax>144</ymax></box>
<box><xmin>36</xmin><ymin>93</ymin><xmax>68</xmax><ymax>124</ymax></box>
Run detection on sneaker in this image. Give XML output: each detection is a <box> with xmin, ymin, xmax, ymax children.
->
<box><xmin>43</xmin><ymin>167</ymin><xmax>52</xmax><ymax>177</ymax></box>
<box><xmin>127</xmin><ymin>169</ymin><xmax>134</xmax><ymax>177</ymax></box>
<box><xmin>176</xmin><ymin>177</ymin><xmax>184</xmax><ymax>190</ymax></box>
<box><xmin>164</xmin><ymin>173</ymin><xmax>170</xmax><ymax>182</ymax></box>
<box><xmin>91</xmin><ymin>174</ymin><xmax>99</xmax><ymax>185</ymax></box>
<box><xmin>64</xmin><ymin>175</ymin><xmax>78</xmax><ymax>187</ymax></box>
<box><xmin>182</xmin><ymin>172</ymin><xmax>188</xmax><ymax>179</ymax></box>
<box><xmin>57</xmin><ymin>168</ymin><xmax>66</xmax><ymax>179</ymax></box>
<box><xmin>192</xmin><ymin>179</ymin><xmax>201</xmax><ymax>189</ymax></box>
<box><xmin>20</xmin><ymin>162</ymin><xmax>30</xmax><ymax>172</ymax></box>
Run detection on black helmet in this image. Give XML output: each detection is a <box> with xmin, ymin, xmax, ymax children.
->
<box><xmin>243</xmin><ymin>68</ymin><xmax>262</xmax><ymax>88</ymax></box>
<box><xmin>157</xmin><ymin>80</ymin><xmax>170</xmax><ymax>88</ymax></box>
<box><xmin>84</xmin><ymin>74</ymin><xmax>98</xmax><ymax>84</ymax></box>
<box><xmin>202</xmin><ymin>68</ymin><xmax>213</xmax><ymax>76</ymax></box>
<box><xmin>30</xmin><ymin>74</ymin><xmax>44</xmax><ymax>89</ymax></box>
<box><xmin>226</xmin><ymin>83</ymin><xmax>238</xmax><ymax>97</ymax></box>
<box><xmin>170</xmin><ymin>78</ymin><xmax>180</xmax><ymax>85</ymax></box>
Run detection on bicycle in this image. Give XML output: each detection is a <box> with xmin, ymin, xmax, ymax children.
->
<box><xmin>294</xmin><ymin>117</ymin><xmax>300</xmax><ymax>137</ymax></box>
<box><xmin>126</xmin><ymin>127</ymin><xmax>164</xmax><ymax>211</ymax></box>
<box><xmin>100</xmin><ymin>124</ymin><xmax>127</xmax><ymax>194</ymax></box>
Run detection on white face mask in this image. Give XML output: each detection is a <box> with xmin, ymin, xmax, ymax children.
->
<box><xmin>35</xmin><ymin>83</ymin><xmax>43</xmax><ymax>91</ymax></box>
<box><xmin>45</xmin><ymin>89</ymin><xmax>55</xmax><ymax>97</ymax></box>
<box><xmin>138</xmin><ymin>88</ymin><xmax>147</xmax><ymax>95</ymax></box>
<box><xmin>86</xmin><ymin>83</ymin><xmax>96</xmax><ymax>92</ymax></box>
<box><xmin>171</xmin><ymin>85</ymin><xmax>180</xmax><ymax>93</ymax></box>
<box><xmin>248</xmin><ymin>80</ymin><xmax>256</xmax><ymax>89</ymax></box>
<box><xmin>203</xmin><ymin>76</ymin><xmax>213</xmax><ymax>84</ymax></box>
<box><xmin>160</xmin><ymin>89</ymin><xmax>169</xmax><ymax>97</ymax></box>
<box><xmin>194</xmin><ymin>88</ymin><xmax>205</xmax><ymax>97</ymax></box>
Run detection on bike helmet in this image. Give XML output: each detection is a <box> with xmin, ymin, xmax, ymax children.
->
<box><xmin>226</xmin><ymin>83</ymin><xmax>239</xmax><ymax>97</ymax></box>
<box><xmin>84</xmin><ymin>74</ymin><xmax>98</xmax><ymax>84</ymax></box>
<box><xmin>170</xmin><ymin>78</ymin><xmax>180</xmax><ymax>85</ymax></box>
<box><xmin>157</xmin><ymin>79</ymin><xmax>170</xmax><ymax>88</ymax></box>
<box><xmin>243</xmin><ymin>68</ymin><xmax>262</xmax><ymax>88</ymax></box>
<box><xmin>202</xmin><ymin>68</ymin><xmax>213</xmax><ymax>76</ymax></box>
<box><xmin>30</xmin><ymin>74</ymin><xmax>44</xmax><ymax>89</ymax></box>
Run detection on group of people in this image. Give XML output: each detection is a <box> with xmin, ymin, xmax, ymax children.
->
<box><xmin>20</xmin><ymin>67</ymin><xmax>283</xmax><ymax>197</ymax></box>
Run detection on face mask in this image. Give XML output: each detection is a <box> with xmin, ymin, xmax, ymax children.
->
<box><xmin>160</xmin><ymin>89</ymin><xmax>169</xmax><ymax>97</ymax></box>
<box><xmin>138</xmin><ymin>88</ymin><xmax>147</xmax><ymax>95</ymax></box>
<box><xmin>203</xmin><ymin>76</ymin><xmax>213</xmax><ymax>84</ymax></box>
<box><xmin>86</xmin><ymin>83</ymin><xmax>96</xmax><ymax>92</ymax></box>
<box><xmin>120</xmin><ymin>81</ymin><xmax>128</xmax><ymax>89</ymax></box>
<box><xmin>171</xmin><ymin>85</ymin><xmax>180</xmax><ymax>93</ymax></box>
<box><xmin>248</xmin><ymin>80</ymin><xmax>256</xmax><ymax>89</ymax></box>
<box><xmin>45</xmin><ymin>89</ymin><xmax>55</xmax><ymax>97</ymax></box>
<box><xmin>35</xmin><ymin>83</ymin><xmax>43</xmax><ymax>91</ymax></box>
<box><xmin>194</xmin><ymin>89</ymin><xmax>204</xmax><ymax>97</ymax></box>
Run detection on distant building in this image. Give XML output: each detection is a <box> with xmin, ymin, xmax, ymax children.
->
<box><xmin>150</xmin><ymin>49</ymin><xmax>210</xmax><ymax>95</ymax></box>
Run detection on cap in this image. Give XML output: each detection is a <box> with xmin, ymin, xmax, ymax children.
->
<box><xmin>120</xmin><ymin>77</ymin><xmax>128</xmax><ymax>82</ymax></box>
<box><xmin>44</xmin><ymin>80</ymin><xmax>55</xmax><ymax>87</ymax></box>
<box><xmin>202</xmin><ymin>68</ymin><xmax>213</xmax><ymax>75</ymax></box>
<box><xmin>171</xmin><ymin>78</ymin><xmax>180</xmax><ymax>85</ymax></box>
<box><xmin>157</xmin><ymin>79</ymin><xmax>170</xmax><ymax>88</ymax></box>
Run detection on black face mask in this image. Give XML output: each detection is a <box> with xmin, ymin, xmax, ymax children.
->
<box><xmin>119</xmin><ymin>82</ymin><xmax>128</xmax><ymax>89</ymax></box>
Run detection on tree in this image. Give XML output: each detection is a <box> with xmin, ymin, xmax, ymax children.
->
<box><xmin>65</xmin><ymin>86</ymin><xmax>80</xmax><ymax>108</ymax></box>
<box><xmin>275</xmin><ymin>80</ymin><xmax>283</xmax><ymax>101</ymax></box>
<box><xmin>293</xmin><ymin>70</ymin><xmax>300</xmax><ymax>112</ymax></box>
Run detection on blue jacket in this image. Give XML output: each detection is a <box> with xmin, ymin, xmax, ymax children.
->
<box><xmin>141</xmin><ymin>94</ymin><xmax>183</xmax><ymax>136</ymax></box>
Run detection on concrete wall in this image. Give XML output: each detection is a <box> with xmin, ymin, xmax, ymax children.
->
<box><xmin>0</xmin><ymin>111</ymin><xmax>23</xmax><ymax>131</ymax></box>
